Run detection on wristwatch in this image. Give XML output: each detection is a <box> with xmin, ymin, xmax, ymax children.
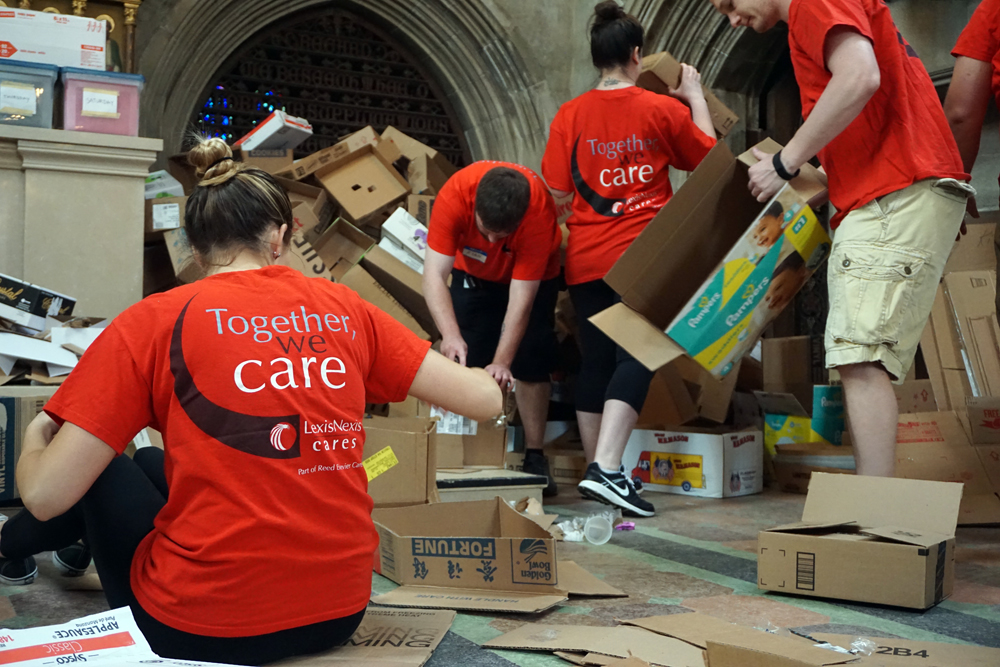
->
<box><xmin>773</xmin><ymin>150</ymin><xmax>801</xmax><ymax>181</ymax></box>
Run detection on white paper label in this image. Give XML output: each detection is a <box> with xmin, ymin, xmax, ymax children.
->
<box><xmin>430</xmin><ymin>406</ymin><xmax>478</xmax><ymax>436</ymax></box>
<box><xmin>132</xmin><ymin>429</ymin><xmax>153</xmax><ymax>449</ymax></box>
<box><xmin>0</xmin><ymin>81</ymin><xmax>36</xmax><ymax>116</ymax></box>
<box><xmin>81</xmin><ymin>87</ymin><xmax>120</xmax><ymax>118</ymax></box>
<box><xmin>152</xmin><ymin>203</ymin><xmax>181</xmax><ymax>230</ymax></box>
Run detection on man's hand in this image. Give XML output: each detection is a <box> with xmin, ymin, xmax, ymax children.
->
<box><xmin>485</xmin><ymin>364</ymin><xmax>514</xmax><ymax>391</ymax></box>
<box><xmin>747</xmin><ymin>148</ymin><xmax>788</xmax><ymax>203</ymax></box>
<box><xmin>667</xmin><ymin>64</ymin><xmax>704</xmax><ymax>105</ymax></box>
<box><xmin>441</xmin><ymin>335</ymin><xmax>468</xmax><ymax>366</ymax></box>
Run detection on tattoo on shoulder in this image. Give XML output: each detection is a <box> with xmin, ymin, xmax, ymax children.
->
<box><xmin>602</xmin><ymin>78</ymin><xmax>621</xmax><ymax>87</ymax></box>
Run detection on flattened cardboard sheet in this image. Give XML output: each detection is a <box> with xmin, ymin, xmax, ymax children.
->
<box><xmin>371</xmin><ymin>585</ymin><xmax>566</xmax><ymax>614</ymax></box>
<box><xmin>814</xmin><ymin>633</ymin><xmax>1000</xmax><ymax>667</ymax></box>
<box><xmin>706</xmin><ymin>639</ymin><xmax>855</xmax><ymax>667</ymax></box>
<box><xmin>558</xmin><ymin>561</ymin><xmax>626</xmax><ymax>598</ymax></box>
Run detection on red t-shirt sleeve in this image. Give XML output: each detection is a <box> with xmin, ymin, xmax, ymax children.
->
<box><xmin>43</xmin><ymin>323</ymin><xmax>153</xmax><ymax>455</ymax></box>
<box><xmin>952</xmin><ymin>0</ymin><xmax>1000</xmax><ymax>61</ymax></box>
<box><xmin>511</xmin><ymin>191</ymin><xmax>559</xmax><ymax>281</ymax></box>
<box><xmin>426</xmin><ymin>173</ymin><xmax>469</xmax><ymax>258</ymax></box>
<box><xmin>362</xmin><ymin>300</ymin><xmax>432</xmax><ymax>404</ymax></box>
<box><xmin>541</xmin><ymin>111</ymin><xmax>573</xmax><ymax>193</ymax></box>
<box><xmin>659</xmin><ymin>98</ymin><xmax>717</xmax><ymax>172</ymax></box>
<box><xmin>794</xmin><ymin>0</ymin><xmax>874</xmax><ymax>70</ymax></box>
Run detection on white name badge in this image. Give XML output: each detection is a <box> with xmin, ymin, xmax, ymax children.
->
<box><xmin>0</xmin><ymin>81</ymin><xmax>36</xmax><ymax>116</ymax></box>
<box><xmin>462</xmin><ymin>246</ymin><xmax>488</xmax><ymax>263</ymax></box>
<box><xmin>81</xmin><ymin>87</ymin><xmax>120</xmax><ymax>118</ymax></box>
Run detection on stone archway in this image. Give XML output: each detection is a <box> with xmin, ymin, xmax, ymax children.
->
<box><xmin>136</xmin><ymin>0</ymin><xmax>553</xmax><ymax>165</ymax></box>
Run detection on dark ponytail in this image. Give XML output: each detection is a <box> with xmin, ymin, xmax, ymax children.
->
<box><xmin>590</xmin><ymin>1</ymin><xmax>644</xmax><ymax>70</ymax></box>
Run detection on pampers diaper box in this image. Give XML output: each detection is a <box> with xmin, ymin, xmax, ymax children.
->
<box><xmin>757</xmin><ymin>386</ymin><xmax>845</xmax><ymax>457</ymax></box>
<box><xmin>622</xmin><ymin>427</ymin><xmax>764</xmax><ymax>498</ymax></box>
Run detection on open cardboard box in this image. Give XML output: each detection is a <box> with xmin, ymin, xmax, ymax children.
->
<box><xmin>638</xmin><ymin>51</ymin><xmax>739</xmax><ymax>138</ymax></box>
<box><xmin>278</xmin><ymin>125</ymin><xmax>401</xmax><ymax>181</ymax></box>
<box><xmin>340</xmin><ymin>265</ymin><xmax>428</xmax><ymax>341</ymax></box>
<box><xmin>143</xmin><ymin>195</ymin><xmax>186</xmax><ymax>239</ymax></box>
<box><xmin>363</xmin><ymin>416</ymin><xmax>439</xmax><ymax>508</ymax></box>
<box><xmin>758</xmin><ymin>473</ymin><xmax>962</xmax><ymax>609</ymax></box>
<box><xmin>311</xmin><ymin>218</ymin><xmax>376</xmax><ymax>280</ymax></box>
<box><xmin>283</xmin><ymin>229</ymin><xmax>333</xmax><ymax>281</ymax></box>
<box><xmin>0</xmin><ymin>274</ymin><xmax>77</xmax><ymax>333</ymax></box>
<box><xmin>276</xmin><ymin>176</ymin><xmax>337</xmax><ymax>239</ymax></box>
<box><xmin>371</xmin><ymin>497</ymin><xmax>568</xmax><ymax>613</ymax></box>
<box><xmin>236</xmin><ymin>147</ymin><xmax>295</xmax><ymax>174</ymax></box>
<box><xmin>361</xmin><ymin>244</ymin><xmax>440</xmax><ymax>342</ymax></box>
<box><xmin>381</xmin><ymin>126</ymin><xmax>457</xmax><ymax>179</ymax></box>
<box><xmin>590</xmin><ymin>139</ymin><xmax>828</xmax><ymax>381</ymax></box>
<box><xmin>315</xmin><ymin>144</ymin><xmax>411</xmax><ymax>229</ymax></box>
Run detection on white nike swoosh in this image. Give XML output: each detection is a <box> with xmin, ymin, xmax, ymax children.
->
<box><xmin>599</xmin><ymin>474</ymin><xmax>630</xmax><ymax>497</ymax></box>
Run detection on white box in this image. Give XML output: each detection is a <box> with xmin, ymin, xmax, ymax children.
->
<box><xmin>381</xmin><ymin>208</ymin><xmax>428</xmax><ymax>262</ymax></box>
<box><xmin>145</xmin><ymin>170</ymin><xmax>185</xmax><ymax>200</ymax></box>
<box><xmin>623</xmin><ymin>428</ymin><xmax>763</xmax><ymax>498</ymax></box>
<box><xmin>0</xmin><ymin>8</ymin><xmax>106</xmax><ymax>70</ymax></box>
<box><xmin>377</xmin><ymin>237</ymin><xmax>424</xmax><ymax>274</ymax></box>
<box><xmin>234</xmin><ymin>110</ymin><xmax>313</xmax><ymax>151</ymax></box>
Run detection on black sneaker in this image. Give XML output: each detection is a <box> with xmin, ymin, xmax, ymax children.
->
<box><xmin>522</xmin><ymin>450</ymin><xmax>558</xmax><ymax>498</ymax></box>
<box><xmin>0</xmin><ymin>556</ymin><xmax>37</xmax><ymax>585</ymax></box>
<box><xmin>53</xmin><ymin>543</ymin><xmax>92</xmax><ymax>577</ymax></box>
<box><xmin>621</xmin><ymin>465</ymin><xmax>644</xmax><ymax>495</ymax></box>
<box><xmin>578</xmin><ymin>463</ymin><xmax>655</xmax><ymax>517</ymax></box>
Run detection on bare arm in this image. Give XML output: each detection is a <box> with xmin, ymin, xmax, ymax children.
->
<box><xmin>16</xmin><ymin>414</ymin><xmax>117</xmax><ymax>522</ymax></box>
<box><xmin>486</xmin><ymin>279</ymin><xmax>540</xmax><ymax>388</ymax></box>
<box><xmin>748</xmin><ymin>28</ymin><xmax>881</xmax><ymax>201</ymax></box>
<box><xmin>668</xmin><ymin>64</ymin><xmax>715</xmax><ymax>139</ymax></box>
<box><xmin>408</xmin><ymin>350</ymin><xmax>503</xmax><ymax>422</ymax></box>
<box><xmin>422</xmin><ymin>248</ymin><xmax>466</xmax><ymax>364</ymax></box>
<box><xmin>944</xmin><ymin>56</ymin><xmax>992</xmax><ymax>173</ymax></box>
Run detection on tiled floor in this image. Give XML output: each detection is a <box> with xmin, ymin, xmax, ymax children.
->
<box><xmin>2</xmin><ymin>487</ymin><xmax>998</xmax><ymax>666</ymax></box>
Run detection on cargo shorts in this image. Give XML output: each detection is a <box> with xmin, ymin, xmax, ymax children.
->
<box><xmin>825</xmin><ymin>178</ymin><xmax>975</xmax><ymax>381</ymax></box>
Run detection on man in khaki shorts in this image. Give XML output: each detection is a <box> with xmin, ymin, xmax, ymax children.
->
<box><xmin>712</xmin><ymin>0</ymin><xmax>973</xmax><ymax>476</ymax></box>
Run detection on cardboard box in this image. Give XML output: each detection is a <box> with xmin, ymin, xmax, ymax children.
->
<box><xmin>276</xmin><ymin>177</ymin><xmax>336</xmax><ymax>237</ymax></box>
<box><xmin>967</xmin><ymin>395</ymin><xmax>1000</xmax><ymax>444</ymax></box>
<box><xmin>622</xmin><ymin>427</ymin><xmax>763</xmax><ymax>498</ymax></box>
<box><xmin>638</xmin><ymin>51</ymin><xmax>739</xmax><ymax>137</ymax></box>
<box><xmin>675</xmin><ymin>356</ymin><xmax>741</xmax><ymax>423</ymax></box>
<box><xmin>945</xmin><ymin>221</ymin><xmax>997</xmax><ymax>273</ymax></box>
<box><xmin>406</xmin><ymin>154</ymin><xmax>451</xmax><ymax>196</ymax></box>
<box><xmin>378</xmin><ymin>238</ymin><xmax>425</xmax><ymax>275</ymax></box>
<box><xmin>636</xmin><ymin>364</ymin><xmax>698</xmax><ymax>428</ymax></box>
<box><xmin>280</xmin><ymin>126</ymin><xmax>400</xmax><ymax>181</ymax></box>
<box><xmin>0</xmin><ymin>273</ymin><xmax>76</xmax><ymax>332</ymax></box>
<box><xmin>894</xmin><ymin>379</ymin><xmax>938</xmax><ymax>414</ymax></box>
<box><xmin>757</xmin><ymin>386</ymin><xmax>844</xmax><ymax>456</ymax></box>
<box><xmin>236</xmin><ymin>147</ymin><xmax>294</xmax><ymax>174</ymax></box>
<box><xmin>165</xmin><ymin>153</ymin><xmax>199</xmax><ymax>196</ymax></box>
<box><xmin>381</xmin><ymin>126</ymin><xmax>457</xmax><ymax>178</ymax></box>
<box><xmin>371</xmin><ymin>498</ymin><xmax>566</xmax><ymax>612</ymax></box>
<box><xmin>436</xmin><ymin>468</ymin><xmax>548</xmax><ymax>504</ymax></box>
<box><xmin>283</xmin><ymin>231</ymin><xmax>333</xmax><ymax>281</ymax></box>
<box><xmin>312</xmin><ymin>218</ymin><xmax>376</xmax><ymax>280</ymax></box>
<box><xmin>381</xmin><ymin>208</ymin><xmax>429</xmax><ymax>264</ymax></box>
<box><xmin>339</xmin><ymin>265</ymin><xmax>428</xmax><ymax>340</ymax></box>
<box><xmin>145</xmin><ymin>170</ymin><xmax>185</xmax><ymax>200</ymax></box>
<box><xmin>0</xmin><ymin>9</ymin><xmax>106</xmax><ymax>70</ymax></box>
<box><xmin>163</xmin><ymin>228</ymin><xmax>204</xmax><ymax>284</ymax></box>
<box><xmin>307</xmin><ymin>606</ymin><xmax>454</xmax><ymax>667</ymax></box>
<box><xmin>429</xmin><ymin>406</ymin><xmax>507</xmax><ymax>469</ymax></box>
<box><xmin>143</xmin><ymin>196</ymin><xmax>186</xmax><ymax>238</ymax></box>
<box><xmin>316</xmin><ymin>144</ymin><xmax>411</xmax><ymax>228</ymax></box>
<box><xmin>0</xmin><ymin>387</ymin><xmax>57</xmax><ymax>501</ymax></box>
<box><xmin>363</xmin><ymin>416</ymin><xmax>439</xmax><ymax>508</ymax></box>
<box><xmin>757</xmin><ymin>473</ymin><xmax>961</xmax><ymax>609</ymax></box>
<box><xmin>508</xmin><ymin>449</ymin><xmax>589</xmax><ymax>484</ymax></box>
<box><xmin>361</xmin><ymin>247</ymin><xmax>439</xmax><ymax>341</ymax></box>
<box><xmin>233</xmin><ymin>110</ymin><xmax>312</xmax><ymax>151</ymax></box>
<box><xmin>762</xmin><ymin>336</ymin><xmax>813</xmax><ymax>411</ymax></box>
<box><xmin>771</xmin><ymin>442</ymin><xmax>855</xmax><ymax>494</ymax></box>
<box><xmin>590</xmin><ymin>139</ymin><xmax>828</xmax><ymax>380</ymax></box>
<box><xmin>407</xmin><ymin>194</ymin><xmax>436</xmax><ymax>226</ymax></box>
<box><xmin>943</xmin><ymin>270</ymin><xmax>999</xmax><ymax>397</ymax></box>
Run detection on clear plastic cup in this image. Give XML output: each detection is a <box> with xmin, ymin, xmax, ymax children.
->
<box><xmin>584</xmin><ymin>514</ymin><xmax>614</xmax><ymax>545</ymax></box>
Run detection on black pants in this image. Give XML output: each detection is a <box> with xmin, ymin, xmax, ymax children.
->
<box><xmin>568</xmin><ymin>279</ymin><xmax>654</xmax><ymax>414</ymax></box>
<box><xmin>450</xmin><ymin>270</ymin><xmax>559</xmax><ymax>382</ymax></box>
<box><xmin>0</xmin><ymin>449</ymin><xmax>364</xmax><ymax>665</ymax></box>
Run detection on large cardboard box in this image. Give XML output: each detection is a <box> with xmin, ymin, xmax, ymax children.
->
<box><xmin>762</xmin><ymin>336</ymin><xmax>813</xmax><ymax>411</ymax></box>
<box><xmin>381</xmin><ymin>126</ymin><xmax>457</xmax><ymax>179</ymax></box>
<box><xmin>361</xmin><ymin>246</ymin><xmax>439</xmax><ymax>341</ymax></box>
<box><xmin>945</xmin><ymin>220</ymin><xmax>997</xmax><ymax>273</ymax></box>
<box><xmin>0</xmin><ymin>8</ymin><xmax>106</xmax><ymax>69</ymax></box>
<box><xmin>757</xmin><ymin>386</ymin><xmax>844</xmax><ymax>456</ymax></box>
<box><xmin>407</xmin><ymin>194</ymin><xmax>436</xmax><ymax>226</ymax></box>
<box><xmin>381</xmin><ymin>208</ymin><xmax>428</xmax><ymax>264</ymax></box>
<box><xmin>163</xmin><ymin>228</ymin><xmax>205</xmax><ymax>284</ymax></box>
<box><xmin>757</xmin><ymin>473</ymin><xmax>962</xmax><ymax>609</ymax></box>
<box><xmin>233</xmin><ymin>110</ymin><xmax>312</xmax><ymax>151</ymax></box>
<box><xmin>372</xmin><ymin>498</ymin><xmax>562</xmax><ymax>598</ymax></box>
<box><xmin>275</xmin><ymin>176</ymin><xmax>337</xmax><ymax>237</ymax></box>
<box><xmin>339</xmin><ymin>265</ymin><xmax>428</xmax><ymax>340</ymax></box>
<box><xmin>406</xmin><ymin>154</ymin><xmax>451</xmax><ymax>196</ymax></box>
<box><xmin>363</xmin><ymin>416</ymin><xmax>439</xmax><ymax>508</ymax></box>
<box><xmin>280</xmin><ymin>126</ymin><xmax>400</xmax><ymax>181</ymax></box>
<box><xmin>143</xmin><ymin>196</ymin><xmax>187</xmax><ymax>239</ymax></box>
<box><xmin>236</xmin><ymin>147</ymin><xmax>295</xmax><ymax>174</ymax></box>
<box><xmin>0</xmin><ymin>273</ymin><xmax>76</xmax><ymax>332</ymax></box>
<box><xmin>312</xmin><ymin>606</ymin><xmax>454</xmax><ymax>667</ymax></box>
<box><xmin>316</xmin><ymin>144</ymin><xmax>411</xmax><ymax>228</ymax></box>
<box><xmin>771</xmin><ymin>442</ymin><xmax>855</xmax><ymax>494</ymax></box>
<box><xmin>283</xmin><ymin>231</ymin><xmax>333</xmax><ymax>281</ymax></box>
<box><xmin>312</xmin><ymin>218</ymin><xmax>376</xmax><ymax>280</ymax></box>
<box><xmin>622</xmin><ymin>427</ymin><xmax>763</xmax><ymax>498</ymax></box>
<box><xmin>0</xmin><ymin>387</ymin><xmax>58</xmax><ymax>501</ymax></box>
<box><xmin>638</xmin><ymin>51</ymin><xmax>739</xmax><ymax>138</ymax></box>
<box><xmin>967</xmin><ymin>395</ymin><xmax>1000</xmax><ymax>444</ymax></box>
<box><xmin>943</xmin><ymin>270</ymin><xmax>999</xmax><ymax>397</ymax></box>
<box><xmin>429</xmin><ymin>406</ymin><xmax>508</xmax><ymax>469</ymax></box>
<box><xmin>590</xmin><ymin>139</ymin><xmax>827</xmax><ymax>380</ymax></box>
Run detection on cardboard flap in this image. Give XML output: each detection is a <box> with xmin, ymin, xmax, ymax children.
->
<box><xmin>371</xmin><ymin>586</ymin><xmax>566</xmax><ymax>613</ymax></box>
<box><xmin>558</xmin><ymin>561</ymin><xmax>627</xmax><ymax>598</ymax></box>
<box><xmin>764</xmin><ymin>520</ymin><xmax>857</xmax><ymax>534</ymax></box>
<box><xmin>859</xmin><ymin>526</ymin><xmax>950</xmax><ymax>548</ymax></box>
<box><xmin>620</xmin><ymin>612</ymin><xmax>787</xmax><ymax>651</ymax></box>
<box><xmin>813</xmin><ymin>633</ymin><xmax>1000</xmax><ymax>667</ymax></box>
<box><xmin>754</xmin><ymin>391</ymin><xmax>810</xmax><ymax>417</ymax></box>
<box><xmin>737</xmin><ymin>139</ymin><xmax>828</xmax><ymax>208</ymax></box>
<box><xmin>706</xmin><ymin>639</ymin><xmax>855</xmax><ymax>667</ymax></box>
<box><xmin>589</xmin><ymin>304</ymin><xmax>684</xmax><ymax>372</ymax></box>
<box><xmin>802</xmin><ymin>473</ymin><xmax>963</xmax><ymax>537</ymax></box>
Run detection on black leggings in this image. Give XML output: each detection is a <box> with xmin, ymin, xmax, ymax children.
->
<box><xmin>0</xmin><ymin>449</ymin><xmax>364</xmax><ymax>665</ymax></box>
<box><xmin>569</xmin><ymin>279</ymin><xmax>655</xmax><ymax>414</ymax></box>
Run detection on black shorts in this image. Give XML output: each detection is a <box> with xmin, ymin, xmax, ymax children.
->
<box><xmin>450</xmin><ymin>269</ymin><xmax>559</xmax><ymax>383</ymax></box>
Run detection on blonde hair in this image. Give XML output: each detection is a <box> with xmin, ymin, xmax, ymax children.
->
<box><xmin>184</xmin><ymin>136</ymin><xmax>293</xmax><ymax>267</ymax></box>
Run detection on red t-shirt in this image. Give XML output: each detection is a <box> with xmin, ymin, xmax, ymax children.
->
<box><xmin>44</xmin><ymin>266</ymin><xmax>430</xmax><ymax>637</ymax></box>
<box><xmin>541</xmin><ymin>87</ymin><xmax>715</xmax><ymax>285</ymax></box>
<box><xmin>952</xmin><ymin>0</ymin><xmax>1000</xmax><ymax>184</ymax></box>
<box><xmin>788</xmin><ymin>0</ymin><xmax>968</xmax><ymax>227</ymax></box>
<box><xmin>427</xmin><ymin>161</ymin><xmax>561</xmax><ymax>283</ymax></box>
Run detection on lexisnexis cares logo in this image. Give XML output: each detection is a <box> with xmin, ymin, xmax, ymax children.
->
<box><xmin>270</xmin><ymin>423</ymin><xmax>296</xmax><ymax>451</ymax></box>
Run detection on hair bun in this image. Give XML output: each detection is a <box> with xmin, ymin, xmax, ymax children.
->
<box><xmin>594</xmin><ymin>0</ymin><xmax>626</xmax><ymax>23</ymax></box>
<box><xmin>187</xmin><ymin>136</ymin><xmax>239</xmax><ymax>183</ymax></box>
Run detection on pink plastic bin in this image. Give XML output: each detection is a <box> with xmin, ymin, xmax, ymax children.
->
<box><xmin>60</xmin><ymin>67</ymin><xmax>144</xmax><ymax>136</ymax></box>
